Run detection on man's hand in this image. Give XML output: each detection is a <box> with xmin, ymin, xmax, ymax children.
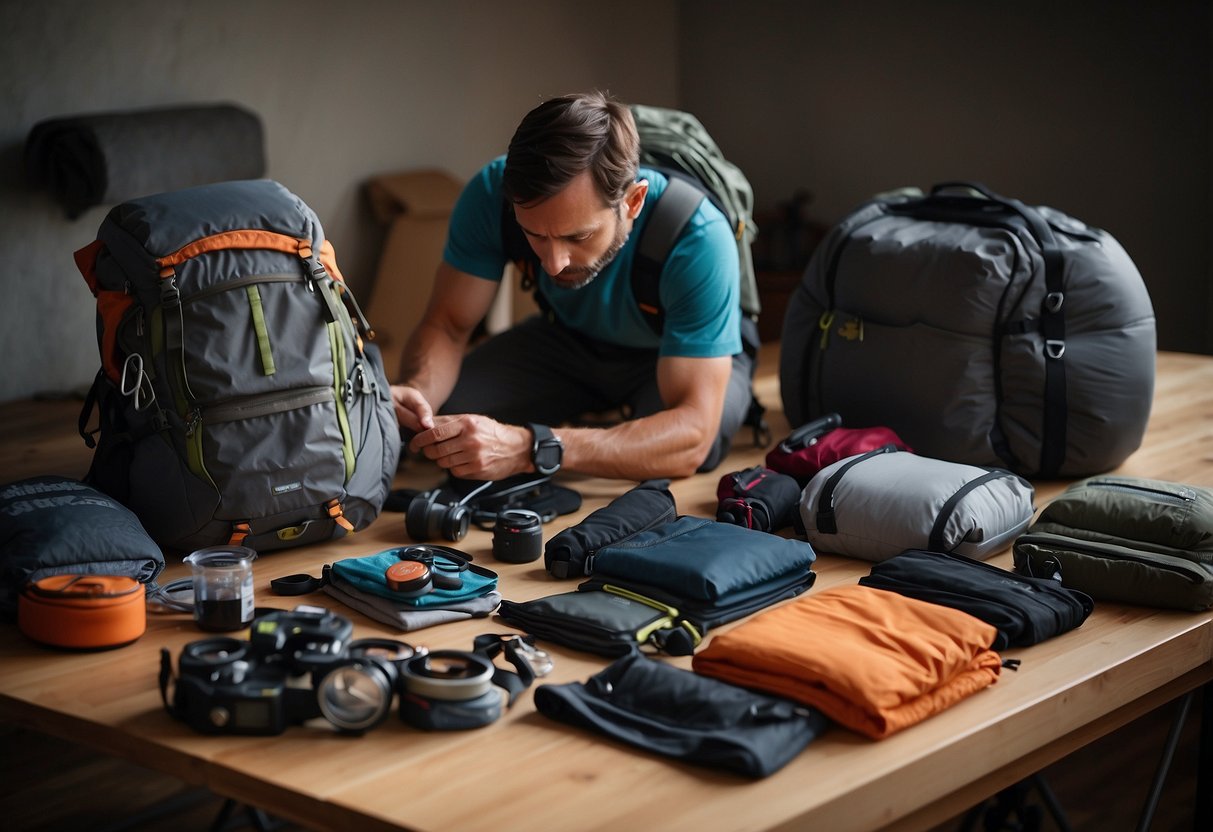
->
<box><xmin>390</xmin><ymin>384</ymin><xmax>435</xmax><ymax>434</ymax></box>
<box><xmin>410</xmin><ymin>414</ymin><xmax>531</xmax><ymax>480</ymax></box>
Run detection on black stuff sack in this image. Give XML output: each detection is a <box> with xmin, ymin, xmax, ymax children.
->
<box><xmin>859</xmin><ymin>548</ymin><xmax>1093</xmax><ymax>650</ymax></box>
<box><xmin>715</xmin><ymin>465</ymin><xmax>802</xmax><ymax>533</ymax></box>
<box><xmin>0</xmin><ymin>476</ymin><xmax>165</xmax><ymax>620</ymax></box>
<box><xmin>498</xmin><ymin>586</ymin><xmax>697</xmax><ymax>657</ymax></box>
<box><xmin>544</xmin><ymin>479</ymin><xmax>676</xmax><ymax>579</ymax></box>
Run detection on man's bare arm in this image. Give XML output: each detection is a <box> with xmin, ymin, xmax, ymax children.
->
<box><xmin>411</xmin><ymin>353</ymin><xmax>732</xmax><ymax>480</ymax></box>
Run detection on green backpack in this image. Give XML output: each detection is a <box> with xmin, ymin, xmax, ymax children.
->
<box><xmin>629</xmin><ymin>103</ymin><xmax>761</xmax><ymax>320</ymax></box>
<box><xmin>1013</xmin><ymin>475</ymin><xmax>1213</xmax><ymax>611</ymax></box>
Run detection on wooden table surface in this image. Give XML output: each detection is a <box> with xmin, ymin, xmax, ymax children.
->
<box><xmin>2</xmin><ymin>346</ymin><xmax>1212</xmax><ymax>832</ymax></box>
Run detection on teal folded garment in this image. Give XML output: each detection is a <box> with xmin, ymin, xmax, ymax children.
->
<box><xmin>331</xmin><ymin>548</ymin><xmax>497</xmax><ymax>607</ymax></box>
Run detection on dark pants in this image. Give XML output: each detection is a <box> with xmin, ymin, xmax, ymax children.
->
<box><xmin>441</xmin><ymin>315</ymin><xmax>759</xmax><ymax>473</ymax></box>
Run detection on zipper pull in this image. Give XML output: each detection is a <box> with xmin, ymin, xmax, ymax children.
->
<box><xmin>185</xmin><ymin>408</ymin><xmax>201</xmax><ymax>438</ymax></box>
<box><xmin>818</xmin><ymin>311</ymin><xmax>834</xmax><ymax>351</ymax></box>
<box><xmin>337</xmin><ymin>281</ymin><xmax>376</xmax><ymax>341</ymax></box>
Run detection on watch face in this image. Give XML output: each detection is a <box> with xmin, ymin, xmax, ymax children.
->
<box><xmin>536</xmin><ymin>443</ymin><xmax>561</xmax><ymax>474</ymax></box>
<box><xmin>531</xmin><ymin>425</ymin><xmax>562</xmax><ymax>474</ymax></box>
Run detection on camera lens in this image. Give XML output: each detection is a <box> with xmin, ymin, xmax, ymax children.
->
<box><xmin>316</xmin><ymin>658</ymin><xmax>395</xmax><ymax>734</ymax></box>
<box><xmin>401</xmin><ymin>651</ymin><xmax>494</xmax><ymax>701</ymax></box>
<box><xmin>492</xmin><ymin>509</ymin><xmax>543</xmax><ymax>563</ymax></box>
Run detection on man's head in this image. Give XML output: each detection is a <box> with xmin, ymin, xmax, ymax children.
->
<box><xmin>503</xmin><ymin>91</ymin><xmax>648</xmax><ymax>289</ymax></box>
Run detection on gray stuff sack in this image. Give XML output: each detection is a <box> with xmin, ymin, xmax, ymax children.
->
<box><xmin>0</xmin><ymin>476</ymin><xmax>165</xmax><ymax>620</ymax></box>
<box><xmin>800</xmin><ymin>447</ymin><xmax>1035</xmax><ymax>562</ymax></box>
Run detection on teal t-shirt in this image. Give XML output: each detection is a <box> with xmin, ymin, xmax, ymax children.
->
<box><xmin>442</xmin><ymin>156</ymin><xmax>741</xmax><ymax>358</ymax></box>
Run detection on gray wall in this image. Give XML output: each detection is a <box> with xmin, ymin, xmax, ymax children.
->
<box><xmin>1</xmin><ymin>0</ymin><xmax>1210</xmax><ymax>405</ymax></box>
<box><xmin>0</xmin><ymin>0</ymin><xmax>678</xmax><ymax>402</ymax></box>
<box><xmin>683</xmin><ymin>0</ymin><xmax>1212</xmax><ymax>357</ymax></box>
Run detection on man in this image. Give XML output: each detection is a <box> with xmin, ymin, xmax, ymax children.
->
<box><xmin>390</xmin><ymin>91</ymin><xmax>756</xmax><ymax>482</ymax></box>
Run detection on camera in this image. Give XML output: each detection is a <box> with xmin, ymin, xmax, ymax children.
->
<box><xmin>160</xmin><ymin>606</ymin><xmax>425</xmax><ymax>736</ymax></box>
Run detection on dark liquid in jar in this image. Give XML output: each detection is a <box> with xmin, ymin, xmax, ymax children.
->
<box><xmin>196</xmin><ymin>598</ymin><xmax>250</xmax><ymax>632</ymax></box>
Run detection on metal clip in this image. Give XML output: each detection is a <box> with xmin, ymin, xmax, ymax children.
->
<box><xmin>119</xmin><ymin>353</ymin><xmax>156</xmax><ymax>411</ymax></box>
<box><xmin>505</xmin><ymin>635</ymin><xmax>554</xmax><ymax>678</ymax></box>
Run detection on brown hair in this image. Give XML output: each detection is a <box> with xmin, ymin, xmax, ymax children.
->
<box><xmin>502</xmin><ymin>91</ymin><xmax>639</xmax><ymax>207</ymax></box>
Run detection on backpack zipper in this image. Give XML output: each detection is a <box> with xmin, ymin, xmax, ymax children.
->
<box><xmin>1082</xmin><ymin>479</ymin><xmax>1196</xmax><ymax>506</ymax></box>
<box><xmin>185</xmin><ymin>386</ymin><xmax>335</xmax><ymax>484</ymax></box>
<box><xmin>193</xmin><ymin>386</ymin><xmax>334</xmax><ymax>425</ymax></box>
<box><xmin>179</xmin><ymin>273</ymin><xmax>304</xmax><ymax>305</ymax></box>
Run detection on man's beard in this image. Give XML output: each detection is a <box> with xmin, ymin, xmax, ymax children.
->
<box><xmin>552</xmin><ymin>215</ymin><xmax>630</xmax><ymax>291</ymax></box>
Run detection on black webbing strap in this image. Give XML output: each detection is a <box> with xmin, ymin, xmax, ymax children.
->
<box><xmin>926</xmin><ymin>469</ymin><xmax>1014</xmax><ymax>552</ymax></box>
<box><xmin>1038</xmin><ymin>247</ymin><xmax>1067</xmax><ymax>477</ymax></box>
<box><xmin>631</xmin><ymin>176</ymin><xmax>704</xmax><ymax>335</ymax></box>
<box><xmin>814</xmin><ymin>444</ymin><xmax>901</xmax><ymax>534</ymax></box>
<box><xmin>472</xmin><ymin>633</ymin><xmax>548</xmax><ymax>707</ymax></box>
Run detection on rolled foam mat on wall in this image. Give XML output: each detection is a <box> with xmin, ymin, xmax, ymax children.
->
<box><xmin>24</xmin><ymin>103</ymin><xmax>265</xmax><ymax>218</ymax></box>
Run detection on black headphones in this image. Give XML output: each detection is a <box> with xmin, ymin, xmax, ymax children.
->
<box><xmin>383</xmin><ymin>545</ymin><xmax>471</xmax><ymax>598</ymax></box>
<box><xmin>404</xmin><ymin>474</ymin><xmax>509</xmax><ymax>543</ymax></box>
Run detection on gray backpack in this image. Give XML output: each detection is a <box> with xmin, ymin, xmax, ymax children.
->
<box><xmin>76</xmin><ymin>179</ymin><xmax>400</xmax><ymax>553</ymax></box>
<box><xmin>780</xmin><ymin>182</ymin><xmax>1156</xmax><ymax>478</ymax></box>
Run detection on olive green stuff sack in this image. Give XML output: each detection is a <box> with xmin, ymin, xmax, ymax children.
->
<box><xmin>1013</xmin><ymin>476</ymin><xmax>1213</xmax><ymax>611</ymax></box>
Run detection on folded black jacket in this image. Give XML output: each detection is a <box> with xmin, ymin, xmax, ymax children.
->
<box><xmin>858</xmin><ymin>548</ymin><xmax>1093</xmax><ymax>650</ymax></box>
<box><xmin>534</xmin><ymin>650</ymin><xmax>830</xmax><ymax>777</ymax></box>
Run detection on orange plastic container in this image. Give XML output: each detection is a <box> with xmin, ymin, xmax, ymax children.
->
<box><xmin>18</xmin><ymin>574</ymin><xmax>146</xmax><ymax>650</ymax></box>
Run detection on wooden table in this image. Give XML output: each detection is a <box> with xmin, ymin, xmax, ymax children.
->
<box><xmin>2</xmin><ymin>347</ymin><xmax>1211</xmax><ymax>832</ymax></box>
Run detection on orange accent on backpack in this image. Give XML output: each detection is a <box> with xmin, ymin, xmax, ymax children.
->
<box><xmin>229</xmin><ymin>521</ymin><xmax>252</xmax><ymax>546</ymax></box>
<box><xmin>156</xmin><ymin>230</ymin><xmax>311</xmax><ymax>270</ymax></box>
<box><xmin>319</xmin><ymin>239</ymin><xmax>346</xmax><ymax>284</ymax></box>
<box><xmin>327</xmin><ymin>499</ymin><xmax>355</xmax><ymax>533</ymax></box>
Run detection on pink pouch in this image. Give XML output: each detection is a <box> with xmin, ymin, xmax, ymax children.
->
<box><xmin>766</xmin><ymin>414</ymin><xmax>911</xmax><ymax>485</ymax></box>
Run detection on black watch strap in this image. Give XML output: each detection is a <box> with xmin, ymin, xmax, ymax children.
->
<box><xmin>527</xmin><ymin>423</ymin><xmax>563</xmax><ymax>475</ymax></box>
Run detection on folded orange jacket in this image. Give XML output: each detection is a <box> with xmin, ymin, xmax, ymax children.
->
<box><xmin>692</xmin><ymin>584</ymin><xmax>1002</xmax><ymax>739</ymax></box>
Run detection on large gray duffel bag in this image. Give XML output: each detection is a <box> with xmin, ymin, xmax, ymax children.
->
<box><xmin>780</xmin><ymin>182</ymin><xmax>1156</xmax><ymax>478</ymax></box>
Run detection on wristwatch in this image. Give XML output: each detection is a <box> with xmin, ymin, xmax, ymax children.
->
<box><xmin>527</xmin><ymin>423</ymin><xmax>563</xmax><ymax>476</ymax></box>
